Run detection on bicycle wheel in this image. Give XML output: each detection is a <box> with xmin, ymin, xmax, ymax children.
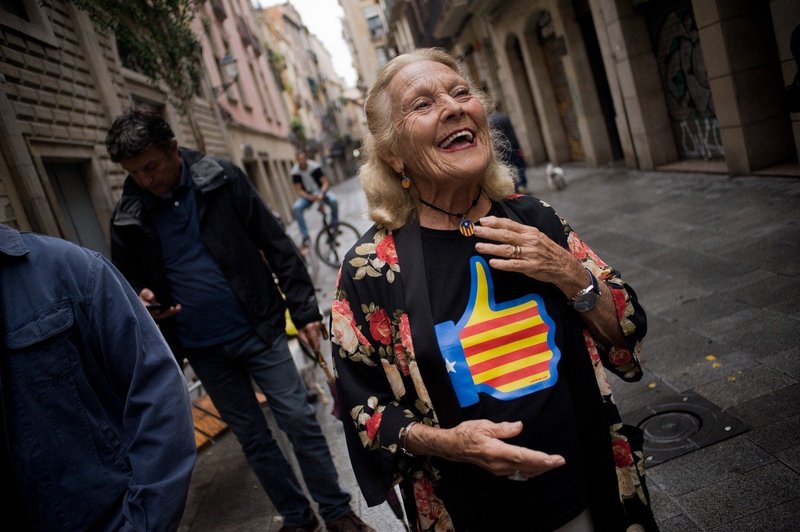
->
<box><xmin>314</xmin><ymin>222</ymin><xmax>361</xmax><ymax>268</ymax></box>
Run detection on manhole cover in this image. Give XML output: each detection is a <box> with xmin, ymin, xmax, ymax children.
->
<box><xmin>624</xmin><ymin>391</ymin><xmax>749</xmax><ymax>465</ymax></box>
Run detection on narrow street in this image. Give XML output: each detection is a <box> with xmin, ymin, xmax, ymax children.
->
<box><xmin>180</xmin><ymin>164</ymin><xmax>800</xmax><ymax>531</ymax></box>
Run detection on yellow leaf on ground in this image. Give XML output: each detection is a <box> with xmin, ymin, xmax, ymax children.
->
<box><xmin>705</xmin><ymin>354</ymin><xmax>717</xmax><ymax>361</ymax></box>
<box><xmin>647</xmin><ymin>382</ymin><xmax>657</xmax><ymax>389</ymax></box>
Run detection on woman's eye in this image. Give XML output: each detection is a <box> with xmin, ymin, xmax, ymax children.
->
<box><xmin>413</xmin><ymin>100</ymin><xmax>431</xmax><ymax>110</ymax></box>
<box><xmin>454</xmin><ymin>88</ymin><xmax>470</xmax><ymax>97</ymax></box>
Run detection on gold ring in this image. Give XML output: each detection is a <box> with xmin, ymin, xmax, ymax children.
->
<box><xmin>512</xmin><ymin>244</ymin><xmax>521</xmax><ymax>259</ymax></box>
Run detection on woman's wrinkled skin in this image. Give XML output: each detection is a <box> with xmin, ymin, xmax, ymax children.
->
<box><xmin>382</xmin><ymin>58</ymin><xmax>626</xmax><ymax>481</ymax></box>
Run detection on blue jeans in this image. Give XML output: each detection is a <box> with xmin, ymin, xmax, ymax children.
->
<box><xmin>186</xmin><ymin>332</ymin><xmax>351</xmax><ymax>525</ymax></box>
<box><xmin>508</xmin><ymin>150</ymin><xmax>528</xmax><ymax>191</ymax></box>
<box><xmin>293</xmin><ymin>192</ymin><xmax>338</xmax><ymax>241</ymax></box>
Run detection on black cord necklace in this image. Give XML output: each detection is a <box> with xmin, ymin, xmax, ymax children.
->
<box><xmin>419</xmin><ymin>188</ymin><xmax>482</xmax><ymax>236</ymax></box>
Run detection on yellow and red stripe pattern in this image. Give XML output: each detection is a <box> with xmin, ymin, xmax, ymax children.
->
<box><xmin>434</xmin><ymin>257</ymin><xmax>560</xmax><ymax>407</ymax></box>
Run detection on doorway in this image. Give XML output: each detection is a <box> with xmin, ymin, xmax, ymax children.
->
<box><xmin>44</xmin><ymin>160</ymin><xmax>110</xmax><ymax>257</ymax></box>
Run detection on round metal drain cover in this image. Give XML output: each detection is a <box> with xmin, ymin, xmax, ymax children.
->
<box><xmin>624</xmin><ymin>391</ymin><xmax>749</xmax><ymax>465</ymax></box>
<box><xmin>641</xmin><ymin>411</ymin><xmax>701</xmax><ymax>443</ymax></box>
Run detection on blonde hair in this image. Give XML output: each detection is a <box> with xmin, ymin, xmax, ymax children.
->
<box><xmin>360</xmin><ymin>48</ymin><xmax>515</xmax><ymax>230</ymax></box>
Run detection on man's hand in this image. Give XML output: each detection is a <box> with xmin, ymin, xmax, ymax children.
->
<box><xmin>297</xmin><ymin>320</ymin><xmax>323</xmax><ymax>353</ymax></box>
<box><xmin>139</xmin><ymin>288</ymin><xmax>181</xmax><ymax>320</ymax></box>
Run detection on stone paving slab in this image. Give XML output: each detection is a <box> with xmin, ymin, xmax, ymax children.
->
<box><xmin>674</xmin><ymin>462</ymin><xmax>800</xmax><ymax>529</ymax></box>
<box><xmin>761</xmin><ymin>346</ymin><xmax>800</xmax><ymax>380</ymax></box>
<box><xmin>645</xmin><ymin>437</ymin><xmax>775</xmax><ymax>496</ymax></box>
<box><xmin>727</xmin><ymin>383</ymin><xmax>800</xmax><ymax>429</ymax></box>
<box><xmin>776</xmin><ymin>444</ymin><xmax>800</xmax><ymax>474</ymax></box>
<box><xmin>707</xmin><ymin>498</ymin><xmax>800</xmax><ymax>532</ymax></box>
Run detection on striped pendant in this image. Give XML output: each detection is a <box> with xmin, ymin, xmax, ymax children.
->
<box><xmin>459</xmin><ymin>218</ymin><xmax>475</xmax><ymax>236</ymax></box>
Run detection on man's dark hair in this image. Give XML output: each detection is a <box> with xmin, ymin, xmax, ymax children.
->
<box><xmin>106</xmin><ymin>107</ymin><xmax>176</xmax><ymax>162</ymax></box>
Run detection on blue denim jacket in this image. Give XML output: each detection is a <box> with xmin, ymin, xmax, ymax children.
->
<box><xmin>0</xmin><ymin>225</ymin><xmax>196</xmax><ymax>531</ymax></box>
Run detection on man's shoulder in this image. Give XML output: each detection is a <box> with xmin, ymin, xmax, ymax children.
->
<box><xmin>17</xmin><ymin>232</ymin><xmax>102</xmax><ymax>278</ymax></box>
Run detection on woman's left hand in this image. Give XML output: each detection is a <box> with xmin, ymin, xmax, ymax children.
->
<box><xmin>473</xmin><ymin>216</ymin><xmax>584</xmax><ymax>292</ymax></box>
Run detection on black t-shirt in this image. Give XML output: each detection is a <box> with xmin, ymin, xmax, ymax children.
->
<box><xmin>421</xmin><ymin>205</ymin><xmax>587</xmax><ymax>531</ymax></box>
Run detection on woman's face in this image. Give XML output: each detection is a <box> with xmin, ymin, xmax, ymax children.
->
<box><xmin>386</xmin><ymin>60</ymin><xmax>492</xmax><ymax>189</ymax></box>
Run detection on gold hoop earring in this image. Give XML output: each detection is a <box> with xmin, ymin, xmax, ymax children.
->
<box><xmin>401</xmin><ymin>173</ymin><xmax>411</xmax><ymax>189</ymax></box>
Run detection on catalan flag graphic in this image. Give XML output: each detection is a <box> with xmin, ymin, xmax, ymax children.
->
<box><xmin>435</xmin><ymin>256</ymin><xmax>560</xmax><ymax>407</ymax></box>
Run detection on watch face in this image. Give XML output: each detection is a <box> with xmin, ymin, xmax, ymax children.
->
<box><xmin>573</xmin><ymin>292</ymin><xmax>600</xmax><ymax>313</ymax></box>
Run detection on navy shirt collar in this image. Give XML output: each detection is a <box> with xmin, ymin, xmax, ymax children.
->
<box><xmin>142</xmin><ymin>158</ymin><xmax>192</xmax><ymax>210</ymax></box>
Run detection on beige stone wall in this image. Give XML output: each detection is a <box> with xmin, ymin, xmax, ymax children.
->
<box><xmin>340</xmin><ymin>0</ymin><xmax>389</xmax><ymax>89</ymax></box>
<box><xmin>0</xmin><ymin>0</ymin><xmax>232</xmax><ymax>243</ymax></box>
<box><xmin>1</xmin><ymin>1</ymin><xmax>119</xmax><ymax>235</ymax></box>
<box><xmin>226</xmin><ymin>125</ymin><xmax>297</xmax><ymax>224</ymax></box>
<box><xmin>477</xmin><ymin>0</ymin><xmax>614</xmax><ymax>165</ymax></box>
<box><xmin>769</xmin><ymin>0</ymin><xmax>800</xmax><ymax>162</ymax></box>
<box><xmin>694</xmin><ymin>0</ymin><xmax>794</xmax><ymax>174</ymax></box>
<box><xmin>589</xmin><ymin>0</ymin><xmax>676</xmax><ymax>170</ymax></box>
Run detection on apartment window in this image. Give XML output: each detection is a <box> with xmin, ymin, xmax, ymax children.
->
<box><xmin>363</xmin><ymin>5</ymin><xmax>384</xmax><ymax>41</ymax></box>
<box><xmin>0</xmin><ymin>0</ymin><xmax>57</xmax><ymax>46</ymax></box>
<box><xmin>3</xmin><ymin>0</ymin><xmax>27</xmax><ymax>19</ymax></box>
<box><xmin>376</xmin><ymin>46</ymin><xmax>388</xmax><ymax>68</ymax></box>
<box><xmin>117</xmin><ymin>36</ymin><xmax>146</xmax><ymax>73</ymax></box>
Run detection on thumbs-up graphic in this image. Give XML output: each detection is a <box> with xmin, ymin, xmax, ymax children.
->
<box><xmin>435</xmin><ymin>257</ymin><xmax>561</xmax><ymax>407</ymax></box>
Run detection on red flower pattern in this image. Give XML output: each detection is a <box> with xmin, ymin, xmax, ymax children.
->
<box><xmin>611</xmin><ymin>287</ymin><xmax>628</xmax><ymax>320</ymax></box>
<box><xmin>398</xmin><ymin>313</ymin><xmax>413</xmax><ymax>353</ymax></box>
<box><xmin>568</xmin><ymin>231</ymin><xmax>608</xmax><ymax>267</ymax></box>
<box><xmin>368</xmin><ymin>308</ymin><xmax>392</xmax><ymax>345</ymax></box>
<box><xmin>375</xmin><ymin>234</ymin><xmax>399</xmax><ymax>265</ymax></box>
<box><xmin>609</xmin><ymin>348</ymin><xmax>633</xmax><ymax>366</ymax></box>
<box><xmin>365</xmin><ymin>412</ymin><xmax>382</xmax><ymax>441</ymax></box>
<box><xmin>582</xmin><ymin>329</ymin><xmax>601</xmax><ymax>365</ymax></box>
<box><xmin>393</xmin><ymin>342</ymin><xmax>410</xmax><ymax>375</ymax></box>
<box><xmin>413</xmin><ymin>478</ymin><xmax>435</xmax><ymax>517</ymax></box>
<box><xmin>612</xmin><ymin>437</ymin><xmax>634</xmax><ymax>467</ymax></box>
<box><xmin>331</xmin><ymin>298</ymin><xmax>370</xmax><ymax>351</ymax></box>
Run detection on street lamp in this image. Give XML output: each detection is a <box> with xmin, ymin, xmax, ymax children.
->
<box><xmin>213</xmin><ymin>53</ymin><xmax>238</xmax><ymax>94</ymax></box>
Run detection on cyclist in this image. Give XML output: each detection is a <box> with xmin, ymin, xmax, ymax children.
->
<box><xmin>291</xmin><ymin>151</ymin><xmax>339</xmax><ymax>250</ymax></box>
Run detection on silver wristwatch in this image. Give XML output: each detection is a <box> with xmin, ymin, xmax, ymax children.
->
<box><xmin>571</xmin><ymin>269</ymin><xmax>600</xmax><ymax>313</ymax></box>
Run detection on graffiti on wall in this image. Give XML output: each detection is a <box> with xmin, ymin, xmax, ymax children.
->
<box><xmin>653</xmin><ymin>5</ymin><xmax>725</xmax><ymax>159</ymax></box>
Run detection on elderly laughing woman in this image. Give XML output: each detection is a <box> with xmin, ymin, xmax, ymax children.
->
<box><xmin>330</xmin><ymin>48</ymin><xmax>658</xmax><ymax>532</ymax></box>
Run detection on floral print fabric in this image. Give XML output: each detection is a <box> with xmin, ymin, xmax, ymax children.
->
<box><xmin>331</xmin><ymin>196</ymin><xmax>655</xmax><ymax>531</ymax></box>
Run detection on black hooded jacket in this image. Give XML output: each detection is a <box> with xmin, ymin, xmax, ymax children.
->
<box><xmin>110</xmin><ymin>148</ymin><xmax>320</xmax><ymax>355</ymax></box>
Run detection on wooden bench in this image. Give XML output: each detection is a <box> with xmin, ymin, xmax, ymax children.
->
<box><xmin>191</xmin><ymin>392</ymin><xmax>267</xmax><ymax>450</ymax></box>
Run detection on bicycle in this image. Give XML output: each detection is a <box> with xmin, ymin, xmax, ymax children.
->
<box><xmin>308</xmin><ymin>201</ymin><xmax>361</xmax><ymax>269</ymax></box>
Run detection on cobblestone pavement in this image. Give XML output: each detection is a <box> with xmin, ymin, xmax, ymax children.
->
<box><xmin>180</xmin><ymin>165</ymin><xmax>800</xmax><ymax>531</ymax></box>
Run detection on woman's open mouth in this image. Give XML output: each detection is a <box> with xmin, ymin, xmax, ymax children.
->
<box><xmin>438</xmin><ymin>128</ymin><xmax>476</xmax><ymax>152</ymax></box>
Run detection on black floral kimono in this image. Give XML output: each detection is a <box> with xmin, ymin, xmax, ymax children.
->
<box><xmin>330</xmin><ymin>195</ymin><xmax>657</xmax><ymax>531</ymax></box>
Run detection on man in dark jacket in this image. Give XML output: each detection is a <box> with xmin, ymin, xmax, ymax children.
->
<box><xmin>0</xmin><ymin>224</ymin><xmax>195</xmax><ymax>531</ymax></box>
<box><xmin>106</xmin><ymin>108</ymin><xmax>373</xmax><ymax>532</ymax></box>
<box><xmin>489</xmin><ymin>102</ymin><xmax>529</xmax><ymax>193</ymax></box>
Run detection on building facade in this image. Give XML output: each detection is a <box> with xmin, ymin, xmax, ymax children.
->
<box><xmin>340</xmin><ymin>0</ymin><xmax>393</xmax><ymax>90</ymax></box>
<box><xmin>384</xmin><ymin>0</ymin><xmax>800</xmax><ymax>176</ymax></box>
<box><xmin>0</xmin><ymin>0</ymin><xmax>355</xmax><ymax>253</ymax></box>
<box><xmin>0</xmin><ymin>0</ymin><xmax>230</xmax><ymax>255</ymax></box>
<box><xmin>195</xmin><ymin>0</ymin><xmax>298</xmax><ymax>224</ymax></box>
<box><xmin>257</xmin><ymin>3</ymin><xmax>354</xmax><ymax>183</ymax></box>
